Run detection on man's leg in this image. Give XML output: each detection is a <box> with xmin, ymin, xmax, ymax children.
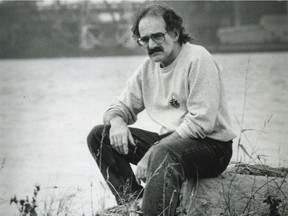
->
<box><xmin>87</xmin><ymin>124</ymin><xmax>161</xmax><ymax>204</ymax></box>
<box><xmin>141</xmin><ymin>137</ymin><xmax>232</xmax><ymax>216</ymax></box>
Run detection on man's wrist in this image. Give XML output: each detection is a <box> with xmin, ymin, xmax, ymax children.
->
<box><xmin>110</xmin><ymin>116</ymin><xmax>125</xmax><ymax>125</ymax></box>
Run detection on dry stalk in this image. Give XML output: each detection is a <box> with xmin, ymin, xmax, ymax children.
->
<box><xmin>0</xmin><ymin>158</ymin><xmax>5</xmax><ymax>175</ymax></box>
<box><xmin>157</xmin><ymin>189</ymin><xmax>177</xmax><ymax>216</ymax></box>
<box><xmin>90</xmin><ymin>182</ymin><xmax>94</xmax><ymax>216</ymax></box>
<box><xmin>236</xmin><ymin>55</ymin><xmax>251</xmax><ymax>163</ymax></box>
<box><xmin>186</xmin><ymin>169</ymin><xmax>199</xmax><ymax>215</ymax></box>
<box><xmin>99</xmin><ymin>125</ymin><xmax>107</xmax><ymax>172</ymax></box>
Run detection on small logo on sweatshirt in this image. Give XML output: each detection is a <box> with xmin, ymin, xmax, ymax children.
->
<box><xmin>169</xmin><ymin>96</ymin><xmax>180</xmax><ymax>108</ymax></box>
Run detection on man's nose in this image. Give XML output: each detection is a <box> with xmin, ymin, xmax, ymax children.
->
<box><xmin>148</xmin><ymin>38</ymin><xmax>157</xmax><ymax>49</ymax></box>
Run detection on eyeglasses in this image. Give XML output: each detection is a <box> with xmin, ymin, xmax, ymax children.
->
<box><xmin>137</xmin><ymin>32</ymin><xmax>168</xmax><ymax>47</ymax></box>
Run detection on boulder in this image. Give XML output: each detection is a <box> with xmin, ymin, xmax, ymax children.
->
<box><xmin>177</xmin><ymin>163</ymin><xmax>288</xmax><ymax>216</ymax></box>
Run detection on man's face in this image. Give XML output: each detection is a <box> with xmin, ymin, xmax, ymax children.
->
<box><xmin>138</xmin><ymin>15</ymin><xmax>178</xmax><ymax>67</ymax></box>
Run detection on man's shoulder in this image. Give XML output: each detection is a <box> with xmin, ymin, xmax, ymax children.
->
<box><xmin>183</xmin><ymin>43</ymin><xmax>211</xmax><ymax>56</ymax></box>
<box><xmin>180</xmin><ymin>43</ymin><xmax>215</xmax><ymax>65</ymax></box>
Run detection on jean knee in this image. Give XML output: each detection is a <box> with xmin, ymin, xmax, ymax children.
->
<box><xmin>149</xmin><ymin>144</ymin><xmax>181</xmax><ymax>171</ymax></box>
<box><xmin>87</xmin><ymin>124</ymin><xmax>107</xmax><ymax>153</ymax></box>
<box><xmin>152</xmin><ymin>144</ymin><xmax>177</xmax><ymax>158</ymax></box>
<box><xmin>149</xmin><ymin>145</ymin><xmax>166</xmax><ymax>162</ymax></box>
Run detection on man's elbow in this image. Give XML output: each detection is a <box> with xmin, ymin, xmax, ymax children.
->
<box><xmin>192</xmin><ymin>121</ymin><xmax>214</xmax><ymax>139</ymax></box>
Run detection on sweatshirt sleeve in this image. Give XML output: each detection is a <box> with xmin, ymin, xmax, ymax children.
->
<box><xmin>176</xmin><ymin>49</ymin><xmax>220</xmax><ymax>139</ymax></box>
<box><xmin>103</xmin><ymin>66</ymin><xmax>145</xmax><ymax>125</ymax></box>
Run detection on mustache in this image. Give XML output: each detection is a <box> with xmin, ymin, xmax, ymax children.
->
<box><xmin>148</xmin><ymin>47</ymin><xmax>163</xmax><ymax>55</ymax></box>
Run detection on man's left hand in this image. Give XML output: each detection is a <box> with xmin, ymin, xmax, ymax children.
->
<box><xmin>135</xmin><ymin>150</ymin><xmax>151</xmax><ymax>184</ymax></box>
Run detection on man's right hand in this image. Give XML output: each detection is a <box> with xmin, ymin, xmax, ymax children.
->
<box><xmin>109</xmin><ymin>116</ymin><xmax>135</xmax><ymax>155</ymax></box>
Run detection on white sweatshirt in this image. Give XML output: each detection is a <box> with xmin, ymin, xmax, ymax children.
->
<box><xmin>104</xmin><ymin>43</ymin><xmax>237</xmax><ymax>142</ymax></box>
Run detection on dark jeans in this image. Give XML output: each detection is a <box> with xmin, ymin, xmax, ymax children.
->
<box><xmin>87</xmin><ymin>125</ymin><xmax>232</xmax><ymax>216</ymax></box>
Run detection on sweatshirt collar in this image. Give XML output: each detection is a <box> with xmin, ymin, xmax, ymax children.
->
<box><xmin>159</xmin><ymin>44</ymin><xmax>186</xmax><ymax>72</ymax></box>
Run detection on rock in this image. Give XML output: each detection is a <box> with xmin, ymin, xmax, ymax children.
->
<box><xmin>177</xmin><ymin>163</ymin><xmax>288</xmax><ymax>216</ymax></box>
<box><xmin>97</xmin><ymin>199</ymin><xmax>143</xmax><ymax>216</ymax></box>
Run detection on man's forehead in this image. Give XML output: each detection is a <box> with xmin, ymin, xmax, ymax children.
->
<box><xmin>138</xmin><ymin>15</ymin><xmax>166</xmax><ymax>36</ymax></box>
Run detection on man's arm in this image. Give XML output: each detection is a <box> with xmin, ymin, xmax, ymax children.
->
<box><xmin>101</xmin><ymin>67</ymin><xmax>145</xmax><ymax>155</ymax></box>
<box><xmin>176</xmin><ymin>49</ymin><xmax>220</xmax><ymax>139</ymax></box>
<box><xmin>103</xmin><ymin>111</ymin><xmax>121</xmax><ymax>126</ymax></box>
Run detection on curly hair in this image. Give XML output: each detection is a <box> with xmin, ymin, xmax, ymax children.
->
<box><xmin>131</xmin><ymin>4</ymin><xmax>193</xmax><ymax>45</ymax></box>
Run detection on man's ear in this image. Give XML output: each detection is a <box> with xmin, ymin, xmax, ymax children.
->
<box><xmin>172</xmin><ymin>29</ymin><xmax>180</xmax><ymax>42</ymax></box>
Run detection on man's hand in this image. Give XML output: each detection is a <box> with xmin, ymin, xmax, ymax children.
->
<box><xmin>135</xmin><ymin>150</ymin><xmax>151</xmax><ymax>184</ymax></box>
<box><xmin>109</xmin><ymin>116</ymin><xmax>135</xmax><ymax>155</ymax></box>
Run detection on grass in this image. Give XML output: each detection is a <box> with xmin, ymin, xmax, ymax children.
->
<box><xmin>9</xmin><ymin>184</ymin><xmax>95</xmax><ymax>216</ymax></box>
<box><xmin>10</xmin><ymin>185</ymin><xmax>39</xmax><ymax>216</ymax></box>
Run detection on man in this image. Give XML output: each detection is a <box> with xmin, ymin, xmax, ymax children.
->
<box><xmin>87</xmin><ymin>4</ymin><xmax>236</xmax><ymax>216</ymax></box>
